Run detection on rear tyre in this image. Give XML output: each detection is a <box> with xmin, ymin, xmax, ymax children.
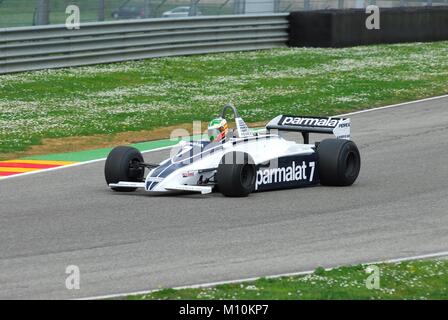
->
<box><xmin>317</xmin><ymin>139</ymin><xmax>361</xmax><ymax>186</ymax></box>
<box><xmin>105</xmin><ymin>146</ymin><xmax>145</xmax><ymax>192</ymax></box>
<box><xmin>216</xmin><ymin>152</ymin><xmax>256</xmax><ymax>197</ymax></box>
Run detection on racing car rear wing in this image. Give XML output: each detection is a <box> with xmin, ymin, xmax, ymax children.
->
<box><xmin>266</xmin><ymin>115</ymin><xmax>351</xmax><ymax>143</ymax></box>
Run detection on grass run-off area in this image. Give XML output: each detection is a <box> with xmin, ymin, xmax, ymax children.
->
<box><xmin>128</xmin><ymin>259</ymin><xmax>448</xmax><ymax>300</ymax></box>
<box><xmin>1</xmin><ymin>41</ymin><xmax>448</xmax><ymax>155</ymax></box>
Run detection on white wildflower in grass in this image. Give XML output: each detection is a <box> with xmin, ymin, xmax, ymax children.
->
<box><xmin>245</xmin><ymin>285</ymin><xmax>258</xmax><ymax>291</ymax></box>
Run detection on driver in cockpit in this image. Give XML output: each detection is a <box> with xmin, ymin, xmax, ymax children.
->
<box><xmin>207</xmin><ymin>117</ymin><xmax>229</xmax><ymax>142</ymax></box>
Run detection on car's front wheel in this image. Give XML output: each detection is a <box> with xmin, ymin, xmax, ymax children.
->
<box><xmin>216</xmin><ymin>152</ymin><xmax>256</xmax><ymax>197</ymax></box>
<box><xmin>104</xmin><ymin>146</ymin><xmax>145</xmax><ymax>192</ymax></box>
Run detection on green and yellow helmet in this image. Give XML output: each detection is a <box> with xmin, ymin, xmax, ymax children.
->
<box><xmin>207</xmin><ymin>117</ymin><xmax>228</xmax><ymax>142</ymax></box>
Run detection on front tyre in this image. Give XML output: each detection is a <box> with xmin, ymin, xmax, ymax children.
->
<box><xmin>105</xmin><ymin>146</ymin><xmax>145</xmax><ymax>192</ymax></box>
<box><xmin>216</xmin><ymin>152</ymin><xmax>256</xmax><ymax>197</ymax></box>
<box><xmin>317</xmin><ymin>139</ymin><xmax>361</xmax><ymax>186</ymax></box>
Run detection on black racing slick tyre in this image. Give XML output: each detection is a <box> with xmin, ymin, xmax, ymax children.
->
<box><xmin>317</xmin><ymin>139</ymin><xmax>361</xmax><ymax>186</ymax></box>
<box><xmin>104</xmin><ymin>146</ymin><xmax>145</xmax><ymax>192</ymax></box>
<box><xmin>216</xmin><ymin>152</ymin><xmax>256</xmax><ymax>197</ymax></box>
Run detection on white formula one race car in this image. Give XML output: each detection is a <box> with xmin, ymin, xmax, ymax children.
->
<box><xmin>105</xmin><ymin>104</ymin><xmax>360</xmax><ymax>197</ymax></box>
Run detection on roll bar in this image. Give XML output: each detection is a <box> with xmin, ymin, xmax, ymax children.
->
<box><xmin>220</xmin><ymin>103</ymin><xmax>240</xmax><ymax>119</ymax></box>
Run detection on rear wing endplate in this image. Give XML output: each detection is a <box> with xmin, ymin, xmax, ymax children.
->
<box><xmin>266</xmin><ymin>115</ymin><xmax>351</xmax><ymax>142</ymax></box>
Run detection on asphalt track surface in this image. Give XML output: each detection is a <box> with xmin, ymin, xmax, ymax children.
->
<box><xmin>1</xmin><ymin>97</ymin><xmax>448</xmax><ymax>299</ymax></box>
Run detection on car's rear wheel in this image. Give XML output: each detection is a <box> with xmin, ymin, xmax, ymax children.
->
<box><xmin>216</xmin><ymin>152</ymin><xmax>256</xmax><ymax>197</ymax></box>
<box><xmin>317</xmin><ymin>139</ymin><xmax>361</xmax><ymax>186</ymax></box>
<box><xmin>104</xmin><ymin>146</ymin><xmax>145</xmax><ymax>192</ymax></box>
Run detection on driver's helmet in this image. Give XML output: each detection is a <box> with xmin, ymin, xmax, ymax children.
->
<box><xmin>208</xmin><ymin>117</ymin><xmax>228</xmax><ymax>142</ymax></box>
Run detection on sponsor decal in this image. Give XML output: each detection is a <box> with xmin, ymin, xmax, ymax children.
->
<box><xmin>280</xmin><ymin>116</ymin><xmax>340</xmax><ymax>128</ymax></box>
<box><xmin>182</xmin><ymin>171</ymin><xmax>195</xmax><ymax>178</ymax></box>
<box><xmin>333</xmin><ymin>118</ymin><xmax>351</xmax><ymax>140</ymax></box>
<box><xmin>255</xmin><ymin>155</ymin><xmax>318</xmax><ymax>191</ymax></box>
<box><xmin>235</xmin><ymin>117</ymin><xmax>253</xmax><ymax>138</ymax></box>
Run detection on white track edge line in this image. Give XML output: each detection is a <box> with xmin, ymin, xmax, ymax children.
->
<box><xmin>336</xmin><ymin>94</ymin><xmax>448</xmax><ymax>117</ymax></box>
<box><xmin>79</xmin><ymin>250</ymin><xmax>448</xmax><ymax>300</ymax></box>
<box><xmin>2</xmin><ymin>93</ymin><xmax>448</xmax><ymax>182</ymax></box>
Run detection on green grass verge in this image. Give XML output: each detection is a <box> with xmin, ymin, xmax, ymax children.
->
<box><xmin>1</xmin><ymin>42</ymin><xmax>448</xmax><ymax>154</ymax></box>
<box><xmin>127</xmin><ymin>259</ymin><xmax>448</xmax><ymax>300</ymax></box>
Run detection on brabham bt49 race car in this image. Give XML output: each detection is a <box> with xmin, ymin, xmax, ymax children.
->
<box><xmin>104</xmin><ymin>104</ymin><xmax>361</xmax><ymax>197</ymax></box>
